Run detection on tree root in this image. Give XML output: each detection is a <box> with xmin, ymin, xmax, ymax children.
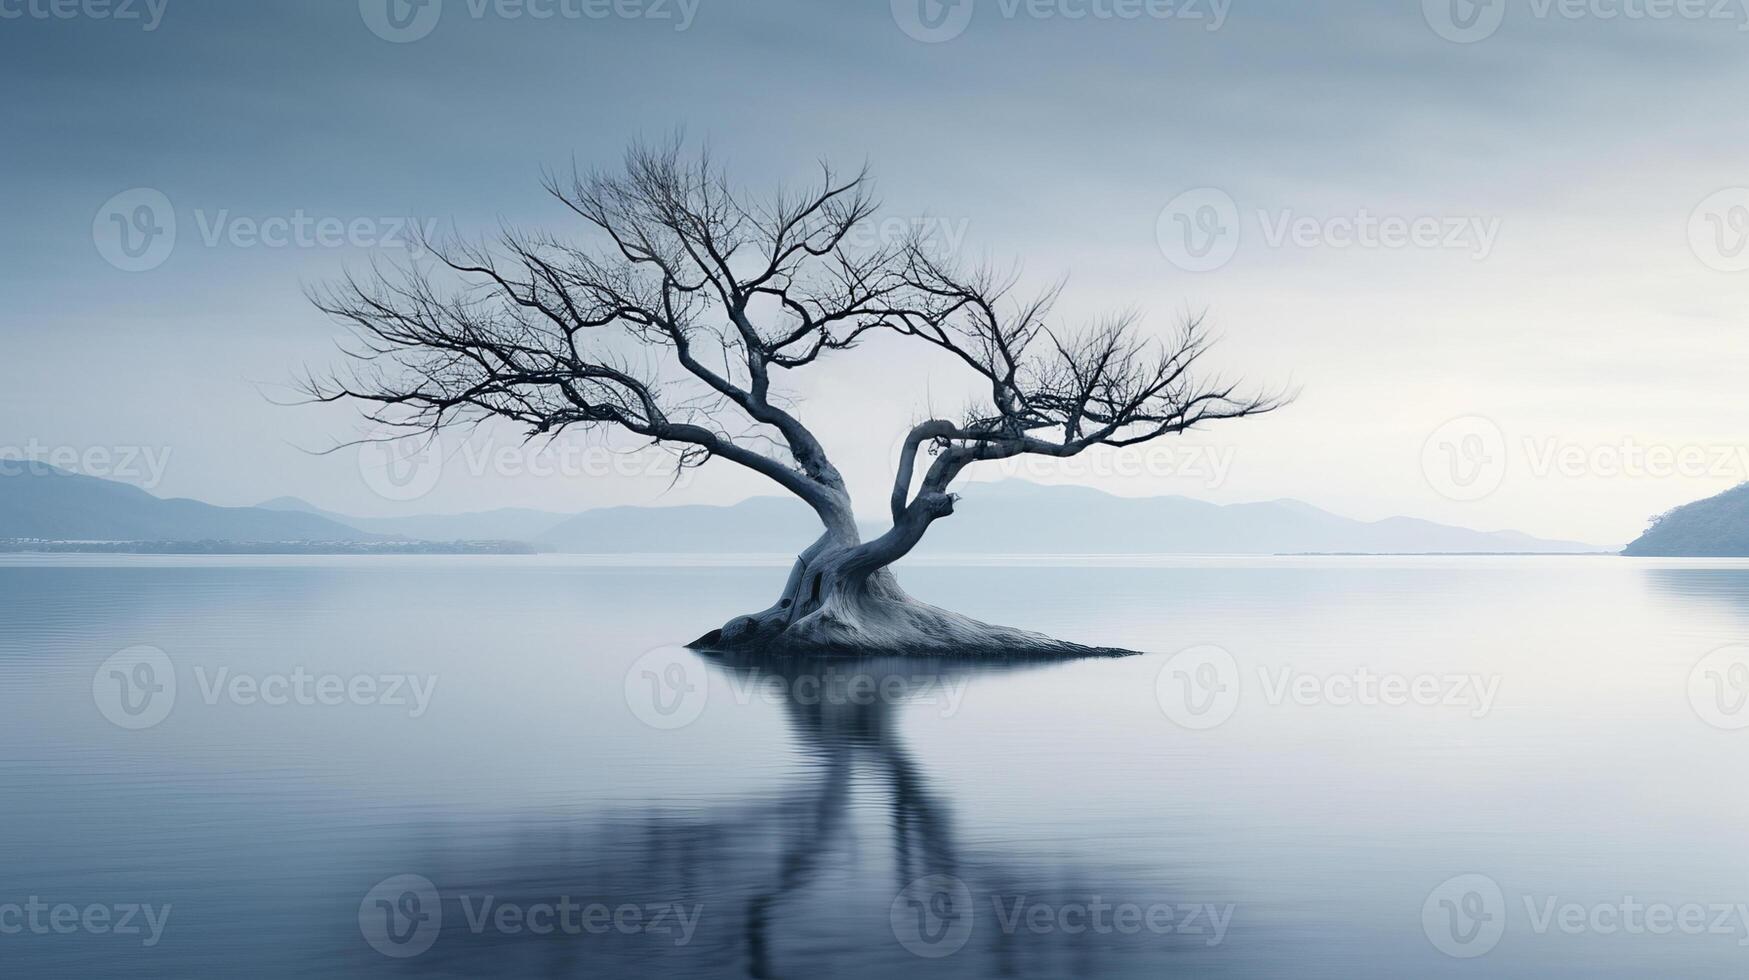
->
<box><xmin>690</xmin><ymin>590</ymin><xmax>1137</xmax><ymax>660</ymax></box>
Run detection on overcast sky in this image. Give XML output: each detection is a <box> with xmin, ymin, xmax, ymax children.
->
<box><xmin>3</xmin><ymin>0</ymin><xmax>1747</xmax><ymax>545</ymax></box>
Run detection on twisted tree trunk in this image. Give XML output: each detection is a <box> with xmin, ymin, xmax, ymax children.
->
<box><xmin>690</xmin><ymin>491</ymin><xmax>1132</xmax><ymax>659</ymax></box>
<box><xmin>310</xmin><ymin>141</ymin><xmax>1277</xmax><ymax>660</ymax></box>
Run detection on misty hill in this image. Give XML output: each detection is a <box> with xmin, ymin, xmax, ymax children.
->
<box><xmin>1622</xmin><ymin>484</ymin><xmax>1749</xmax><ymax>556</ymax></box>
<box><xmin>7</xmin><ymin>468</ymin><xmax>1602</xmax><ymax>554</ymax></box>
<box><xmin>538</xmin><ymin>497</ymin><xmax>817</xmax><ymax>553</ymax></box>
<box><xmin>533</xmin><ymin>481</ymin><xmax>1600</xmax><ymax>555</ymax></box>
<box><xmin>911</xmin><ymin>482</ymin><xmax>1601</xmax><ymax>555</ymax></box>
<box><xmin>0</xmin><ymin>465</ymin><xmax>376</xmax><ymax>542</ymax></box>
<box><xmin>258</xmin><ymin>497</ymin><xmax>570</xmax><ymax>543</ymax></box>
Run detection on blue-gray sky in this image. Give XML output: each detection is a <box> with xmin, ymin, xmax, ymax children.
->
<box><xmin>4</xmin><ymin>0</ymin><xmax>1748</xmax><ymax>545</ymax></box>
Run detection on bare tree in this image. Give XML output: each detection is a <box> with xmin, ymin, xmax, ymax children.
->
<box><xmin>306</xmin><ymin>140</ymin><xmax>1284</xmax><ymax>656</ymax></box>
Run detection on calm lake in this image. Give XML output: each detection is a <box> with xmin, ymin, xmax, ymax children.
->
<box><xmin>2</xmin><ymin>555</ymin><xmax>1747</xmax><ymax>977</ymax></box>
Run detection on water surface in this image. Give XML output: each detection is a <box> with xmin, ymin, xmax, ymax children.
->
<box><xmin>2</xmin><ymin>555</ymin><xmax>1746</xmax><ymax>977</ymax></box>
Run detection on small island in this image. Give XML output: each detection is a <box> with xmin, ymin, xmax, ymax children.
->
<box><xmin>1622</xmin><ymin>483</ymin><xmax>1749</xmax><ymax>557</ymax></box>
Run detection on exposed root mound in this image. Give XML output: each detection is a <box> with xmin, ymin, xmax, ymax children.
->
<box><xmin>691</xmin><ymin>592</ymin><xmax>1137</xmax><ymax>660</ymax></box>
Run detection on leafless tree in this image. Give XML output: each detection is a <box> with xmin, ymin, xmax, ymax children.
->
<box><xmin>306</xmin><ymin>140</ymin><xmax>1284</xmax><ymax>656</ymax></box>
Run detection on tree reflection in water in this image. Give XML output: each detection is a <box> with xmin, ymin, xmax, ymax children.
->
<box><xmin>387</xmin><ymin>652</ymin><xmax>1233</xmax><ymax>979</ymax></box>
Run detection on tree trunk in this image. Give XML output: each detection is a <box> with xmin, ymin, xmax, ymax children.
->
<box><xmin>690</xmin><ymin>494</ymin><xmax>1134</xmax><ymax>659</ymax></box>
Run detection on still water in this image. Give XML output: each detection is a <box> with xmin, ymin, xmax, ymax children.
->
<box><xmin>2</xmin><ymin>555</ymin><xmax>1747</xmax><ymax>977</ymax></box>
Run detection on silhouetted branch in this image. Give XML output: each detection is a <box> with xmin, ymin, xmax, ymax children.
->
<box><xmin>303</xmin><ymin>138</ymin><xmax>1288</xmax><ymax>559</ymax></box>
<box><xmin>881</xmin><ymin>245</ymin><xmax>1289</xmax><ymax>529</ymax></box>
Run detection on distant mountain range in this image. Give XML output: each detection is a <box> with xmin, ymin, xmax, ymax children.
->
<box><xmin>258</xmin><ymin>482</ymin><xmax>1607</xmax><ymax>554</ymax></box>
<box><xmin>1623</xmin><ymin>483</ymin><xmax>1749</xmax><ymax>556</ymax></box>
<box><xmin>259</xmin><ymin>494</ymin><xmax>817</xmax><ymax>553</ymax></box>
<box><xmin>0</xmin><ymin>463</ymin><xmax>1608</xmax><ymax>555</ymax></box>
<box><xmin>256</xmin><ymin>497</ymin><xmax>567</xmax><ymax>543</ymax></box>
<box><xmin>0</xmin><ymin>465</ymin><xmax>377</xmax><ymax>543</ymax></box>
<box><xmin>909</xmin><ymin>481</ymin><xmax>1604</xmax><ymax>556</ymax></box>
